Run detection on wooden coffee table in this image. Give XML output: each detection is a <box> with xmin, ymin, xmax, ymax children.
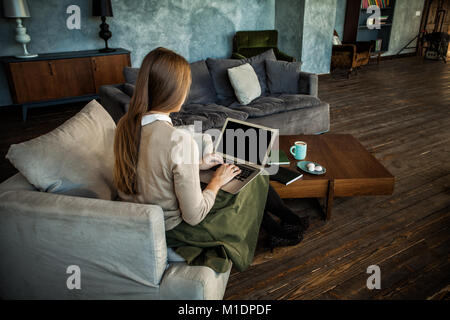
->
<box><xmin>270</xmin><ymin>134</ymin><xmax>395</xmax><ymax>221</ymax></box>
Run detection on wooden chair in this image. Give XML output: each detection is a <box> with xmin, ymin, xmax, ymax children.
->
<box><xmin>331</xmin><ymin>30</ymin><xmax>374</xmax><ymax>77</ymax></box>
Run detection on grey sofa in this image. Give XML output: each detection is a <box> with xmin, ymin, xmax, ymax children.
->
<box><xmin>100</xmin><ymin>50</ymin><xmax>329</xmax><ymax>135</ymax></box>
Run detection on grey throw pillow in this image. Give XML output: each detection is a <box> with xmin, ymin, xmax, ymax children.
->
<box><xmin>6</xmin><ymin>100</ymin><xmax>117</xmax><ymax>200</ymax></box>
<box><xmin>265</xmin><ymin>60</ymin><xmax>302</xmax><ymax>94</ymax></box>
<box><xmin>206</xmin><ymin>49</ymin><xmax>277</xmax><ymax>105</ymax></box>
<box><xmin>227</xmin><ymin>63</ymin><xmax>261</xmax><ymax>105</ymax></box>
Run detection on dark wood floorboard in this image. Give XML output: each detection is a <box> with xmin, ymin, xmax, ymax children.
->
<box><xmin>0</xmin><ymin>57</ymin><xmax>448</xmax><ymax>299</ymax></box>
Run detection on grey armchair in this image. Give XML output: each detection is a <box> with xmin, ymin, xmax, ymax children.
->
<box><xmin>0</xmin><ymin>134</ymin><xmax>230</xmax><ymax>300</ymax></box>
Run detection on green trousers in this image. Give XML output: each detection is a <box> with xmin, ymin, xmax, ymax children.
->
<box><xmin>166</xmin><ymin>174</ymin><xmax>269</xmax><ymax>273</ymax></box>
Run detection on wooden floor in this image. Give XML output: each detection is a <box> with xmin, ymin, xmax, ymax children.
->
<box><xmin>225</xmin><ymin>57</ymin><xmax>450</xmax><ymax>300</ymax></box>
<box><xmin>0</xmin><ymin>56</ymin><xmax>449</xmax><ymax>299</ymax></box>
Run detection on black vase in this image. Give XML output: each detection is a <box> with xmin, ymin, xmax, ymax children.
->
<box><xmin>99</xmin><ymin>16</ymin><xmax>115</xmax><ymax>53</ymax></box>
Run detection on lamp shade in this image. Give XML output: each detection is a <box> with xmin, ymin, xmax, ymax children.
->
<box><xmin>92</xmin><ymin>0</ymin><xmax>113</xmax><ymax>17</ymax></box>
<box><xmin>3</xmin><ymin>0</ymin><xmax>31</xmax><ymax>18</ymax></box>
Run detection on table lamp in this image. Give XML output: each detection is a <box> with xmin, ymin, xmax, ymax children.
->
<box><xmin>2</xmin><ymin>0</ymin><xmax>38</xmax><ymax>58</ymax></box>
<box><xmin>92</xmin><ymin>0</ymin><xmax>115</xmax><ymax>52</ymax></box>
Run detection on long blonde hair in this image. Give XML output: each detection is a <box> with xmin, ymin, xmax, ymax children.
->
<box><xmin>114</xmin><ymin>47</ymin><xmax>191</xmax><ymax>195</ymax></box>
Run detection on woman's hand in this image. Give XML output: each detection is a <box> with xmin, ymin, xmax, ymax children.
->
<box><xmin>199</xmin><ymin>153</ymin><xmax>223</xmax><ymax>170</ymax></box>
<box><xmin>209</xmin><ymin>163</ymin><xmax>241</xmax><ymax>189</ymax></box>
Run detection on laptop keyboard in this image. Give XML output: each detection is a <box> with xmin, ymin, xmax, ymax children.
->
<box><xmin>210</xmin><ymin>161</ymin><xmax>256</xmax><ymax>181</ymax></box>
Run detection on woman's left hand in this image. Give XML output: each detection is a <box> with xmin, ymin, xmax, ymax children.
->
<box><xmin>199</xmin><ymin>153</ymin><xmax>223</xmax><ymax>170</ymax></box>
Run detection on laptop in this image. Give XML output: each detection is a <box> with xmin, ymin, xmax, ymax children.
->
<box><xmin>200</xmin><ymin>118</ymin><xmax>278</xmax><ymax>194</ymax></box>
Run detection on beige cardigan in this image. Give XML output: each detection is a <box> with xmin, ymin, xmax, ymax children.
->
<box><xmin>119</xmin><ymin>120</ymin><xmax>216</xmax><ymax>231</ymax></box>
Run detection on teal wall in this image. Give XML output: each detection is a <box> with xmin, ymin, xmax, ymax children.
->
<box><xmin>0</xmin><ymin>0</ymin><xmax>275</xmax><ymax>106</ymax></box>
<box><xmin>275</xmin><ymin>0</ymin><xmax>305</xmax><ymax>62</ymax></box>
<box><xmin>276</xmin><ymin>0</ymin><xmax>337</xmax><ymax>74</ymax></box>
<box><xmin>385</xmin><ymin>0</ymin><xmax>425</xmax><ymax>56</ymax></box>
<box><xmin>334</xmin><ymin>0</ymin><xmax>347</xmax><ymax>38</ymax></box>
<box><xmin>301</xmin><ymin>0</ymin><xmax>337</xmax><ymax>74</ymax></box>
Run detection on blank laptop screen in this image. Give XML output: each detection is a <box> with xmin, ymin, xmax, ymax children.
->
<box><xmin>216</xmin><ymin>121</ymin><xmax>273</xmax><ymax>165</ymax></box>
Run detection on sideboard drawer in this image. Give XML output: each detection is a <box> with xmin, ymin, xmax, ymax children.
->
<box><xmin>91</xmin><ymin>54</ymin><xmax>130</xmax><ymax>92</ymax></box>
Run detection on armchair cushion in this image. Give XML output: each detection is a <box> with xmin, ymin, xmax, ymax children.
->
<box><xmin>265</xmin><ymin>60</ymin><xmax>302</xmax><ymax>94</ymax></box>
<box><xmin>6</xmin><ymin>100</ymin><xmax>117</xmax><ymax>200</ymax></box>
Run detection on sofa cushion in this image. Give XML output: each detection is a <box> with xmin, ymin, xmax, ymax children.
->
<box><xmin>206</xmin><ymin>49</ymin><xmax>277</xmax><ymax>105</ymax></box>
<box><xmin>229</xmin><ymin>94</ymin><xmax>322</xmax><ymax>118</ymax></box>
<box><xmin>6</xmin><ymin>100</ymin><xmax>117</xmax><ymax>200</ymax></box>
<box><xmin>123</xmin><ymin>67</ymin><xmax>139</xmax><ymax>85</ymax></box>
<box><xmin>170</xmin><ymin>104</ymin><xmax>248</xmax><ymax>130</ymax></box>
<box><xmin>265</xmin><ymin>60</ymin><xmax>302</xmax><ymax>94</ymax></box>
<box><xmin>228</xmin><ymin>96</ymin><xmax>285</xmax><ymax>118</ymax></box>
<box><xmin>185</xmin><ymin>60</ymin><xmax>217</xmax><ymax>105</ymax></box>
<box><xmin>276</xmin><ymin>94</ymin><xmax>322</xmax><ymax>111</ymax></box>
<box><xmin>227</xmin><ymin>63</ymin><xmax>261</xmax><ymax>105</ymax></box>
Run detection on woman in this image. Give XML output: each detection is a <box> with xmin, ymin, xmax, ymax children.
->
<box><xmin>114</xmin><ymin>47</ymin><xmax>308</xmax><ymax>271</ymax></box>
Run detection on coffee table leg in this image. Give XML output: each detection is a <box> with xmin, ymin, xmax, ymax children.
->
<box><xmin>324</xmin><ymin>179</ymin><xmax>335</xmax><ymax>221</ymax></box>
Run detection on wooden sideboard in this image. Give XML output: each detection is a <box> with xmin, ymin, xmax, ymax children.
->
<box><xmin>1</xmin><ymin>48</ymin><xmax>131</xmax><ymax>121</ymax></box>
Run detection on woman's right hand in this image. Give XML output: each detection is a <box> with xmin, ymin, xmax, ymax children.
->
<box><xmin>211</xmin><ymin>163</ymin><xmax>241</xmax><ymax>187</ymax></box>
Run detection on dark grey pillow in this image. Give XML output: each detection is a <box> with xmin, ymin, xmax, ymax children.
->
<box><xmin>265</xmin><ymin>60</ymin><xmax>302</xmax><ymax>94</ymax></box>
<box><xmin>123</xmin><ymin>67</ymin><xmax>139</xmax><ymax>85</ymax></box>
<box><xmin>206</xmin><ymin>49</ymin><xmax>277</xmax><ymax>105</ymax></box>
<box><xmin>242</xmin><ymin>49</ymin><xmax>277</xmax><ymax>95</ymax></box>
<box><xmin>185</xmin><ymin>60</ymin><xmax>217</xmax><ymax>105</ymax></box>
<box><xmin>205</xmin><ymin>58</ymin><xmax>242</xmax><ymax>105</ymax></box>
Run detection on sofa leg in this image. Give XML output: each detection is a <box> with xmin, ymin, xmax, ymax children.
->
<box><xmin>347</xmin><ymin>68</ymin><xmax>353</xmax><ymax>79</ymax></box>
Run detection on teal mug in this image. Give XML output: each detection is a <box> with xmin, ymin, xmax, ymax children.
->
<box><xmin>290</xmin><ymin>141</ymin><xmax>307</xmax><ymax>160</ymax></box>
